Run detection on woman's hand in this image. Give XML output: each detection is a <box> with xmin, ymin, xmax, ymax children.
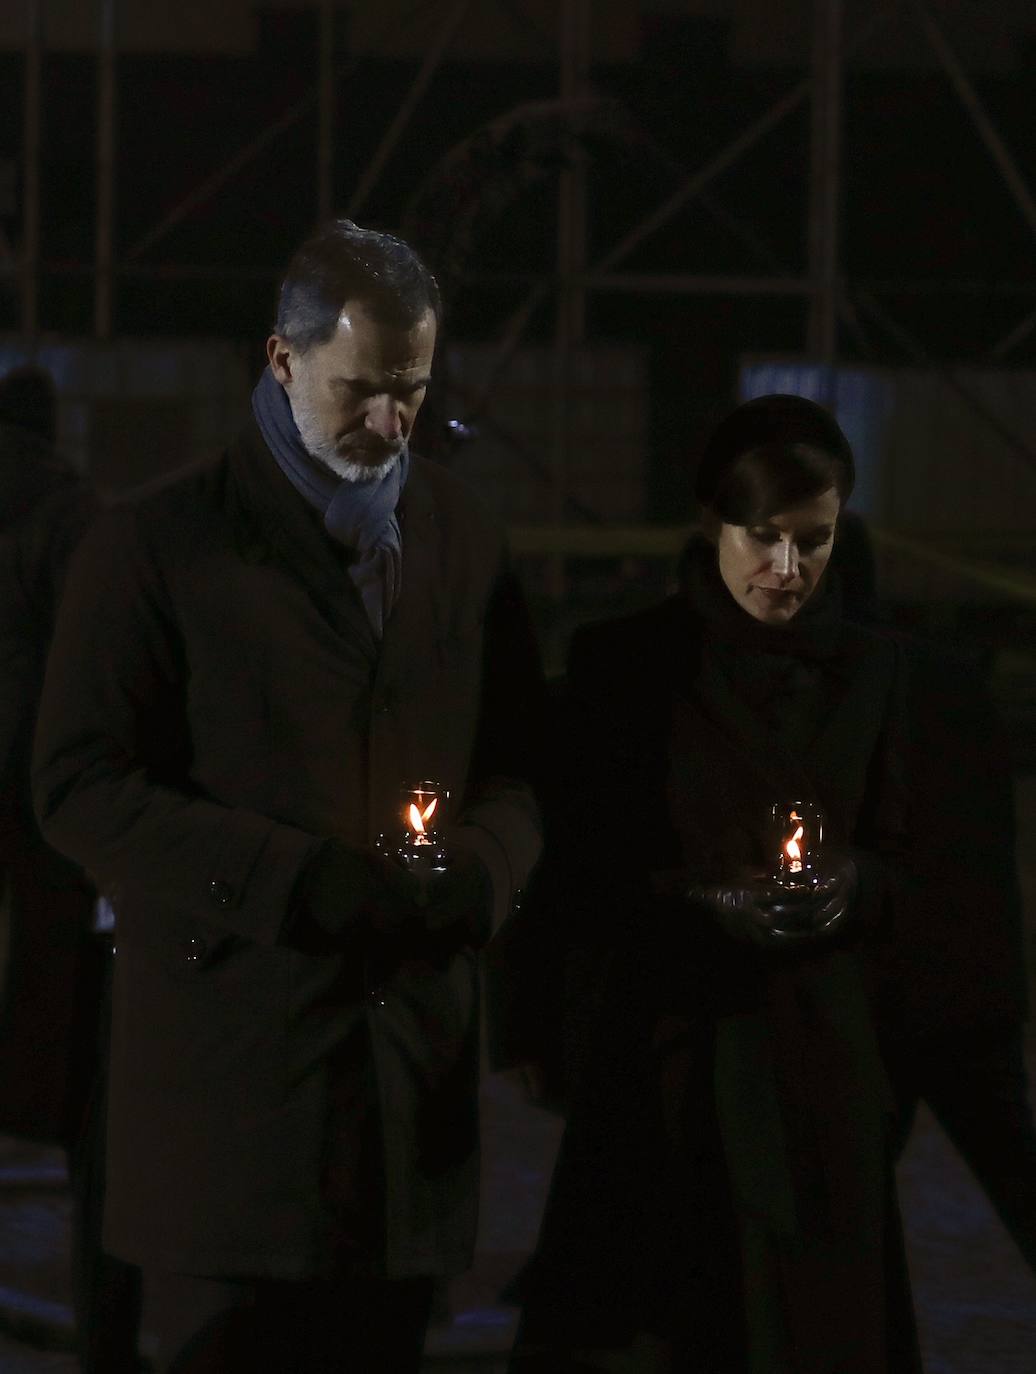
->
<box><xmin>688</xmin><ymin>855</ymin><xmax>858</xmax><ymax>948</ymax></box>
<box><xmin>761</xmin><ymin>855</ymin><xmax>859</xmax><ymax>943</ymax></box>
<box><xmin>686</xmin><ymin>880</ymin><xmax>786</xmax><ymax>948</ymax></box>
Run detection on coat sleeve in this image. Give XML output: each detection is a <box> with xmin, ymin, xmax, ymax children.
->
<box><xmin>32</xmin><ymin>502</ymin><xmax>320</xmax><ymax>946</ymax></box>
<box><xmin>451</xmin><ymin>554</ymin><xmax>544</xmax><ymax>933</ymax></box>
<box><xmin>865</xmin><ymin>638</ymin><xmax>1028</xmax><ymax>1039</ymax></box>
<box><xmin>485</xmin><ymin>622</ymin><xmax>627</xmax><ymax>1089</ymax></box>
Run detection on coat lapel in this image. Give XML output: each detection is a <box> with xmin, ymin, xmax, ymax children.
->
<box><xmin>227</xmin><ymin>422</ymin><xmax>379</xmax><ymax>657</ymax></box>
<box><xmin>376</xmin><ymin>459</ymin><xmax>443</xmax><ymax>691</ymax></box>
<box><xmin>682</xmin><ymin>621</ymin><xmax>896</xmax><ymax>848</ymax></box>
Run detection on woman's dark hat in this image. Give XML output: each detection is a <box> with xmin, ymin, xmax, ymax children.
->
<box><xmin>695</xmin><ymin>393</ymin><xmax>854</xmax><ymax>506</ymax></box>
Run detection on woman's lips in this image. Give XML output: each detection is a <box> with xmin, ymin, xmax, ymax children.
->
<box><xmin>752</xmin><ymin>586</ymin><xmax>800</xmax><ymax>601</ymax></box>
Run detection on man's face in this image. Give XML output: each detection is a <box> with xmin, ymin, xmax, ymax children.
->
<box><xmin>715</xmin><ymin>486</ymin><xmax>840</xmax><ymax>625</ymax></box>
<box><xmin>267</xmin><ymin>303</ymin><xmax>436</xmax><ymax>482</ymax></box>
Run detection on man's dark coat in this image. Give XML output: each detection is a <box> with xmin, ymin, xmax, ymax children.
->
<box><xmin>32</xmin><ymin>423</ymin><xmax>542</xmax><ymax>1279</ymax></box>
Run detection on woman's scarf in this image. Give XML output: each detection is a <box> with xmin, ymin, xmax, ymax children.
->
<box><xmin>681</xmin><ymin>533</ymin><xmax>842</xmax><ymax>661</ymax></box>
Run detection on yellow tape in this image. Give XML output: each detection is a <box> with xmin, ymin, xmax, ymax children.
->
<box><xmin>507</xmin><ymin>524</ymin><xmax>1036</xmax><ymax>604</ymax></box>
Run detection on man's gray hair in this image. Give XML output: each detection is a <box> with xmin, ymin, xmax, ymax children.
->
<box><xmin>274</xmin><ymin>218</ymin><xmax>441</xmax><ymax>353</ymax></box>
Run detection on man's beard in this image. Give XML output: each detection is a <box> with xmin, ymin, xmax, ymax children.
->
<box><xmin>289</xmin><ymin>393</ymin><xmax>403</xmax><ymax>484</ymax></box>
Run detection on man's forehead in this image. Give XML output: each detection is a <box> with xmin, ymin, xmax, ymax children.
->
<box><xmin>334</xmin><ymin>302</ymin><xmax>436</xmax><ymax>338</ymax></box>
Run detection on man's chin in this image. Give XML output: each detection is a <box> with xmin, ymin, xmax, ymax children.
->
<box><xmin>317</xmin><ymin>449</ymin><xmax>401</xmax><ymax>484</ymax></box>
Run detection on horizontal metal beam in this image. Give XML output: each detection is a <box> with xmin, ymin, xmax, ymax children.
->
<box><xmin>464</xmin><ymin>269</ymin><xmax>1036</xmax><ymax>298</ymax></box>
<box><xmin>579</xmin><ymin>272</ymin><xmax>811</xmax><ymax>296</ymax></box>
<box><xmin>5</xmin><ymin>259</ymin><xmax>1036</xmax><ymax>307</ymax></box>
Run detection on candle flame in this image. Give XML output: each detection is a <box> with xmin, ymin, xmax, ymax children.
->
<box><xmin>785</xmin><ymin>824</ymin><xmax>804</xmax><ymax>863</ymax></box>
<box><xmin>407</xmin><ymin>795</ymin><xmax>438</xmax><ymax>842</ymax></box>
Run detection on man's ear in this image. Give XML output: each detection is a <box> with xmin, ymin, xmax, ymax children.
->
<box><xmin>267</xmin><ymin>334</ymin><xmax>293</xmax><ymax>384</ymax></box>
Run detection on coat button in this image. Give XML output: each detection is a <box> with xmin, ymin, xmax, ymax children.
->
<box><xmin>184</xmin><ymin>937</ymin><xmax>207</xmax><ymax>964</ymax></box>
<box><xmin>368</xmin><ymin>985</ymin><xmax>386</xmax><ymax>1008</ymax></box>
<box><xmin>209</xmin><ymin>879</ymin><xmax>233</xmax><ymax>907</ymax></box>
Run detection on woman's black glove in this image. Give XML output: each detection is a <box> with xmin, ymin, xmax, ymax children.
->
<box><xmin>764</xmin><ymin>856</ymin><xmax>858</xmax><ymax>942</ymax></box>
<box><xmin>687</xmin><ymin>880</ymin><xmax>785</xmax><ymax>949</ymax></box>
<box><xmin>688</xmin><ymin>855</ymin><xmax>858</xmax><ymax>948</ymax></box>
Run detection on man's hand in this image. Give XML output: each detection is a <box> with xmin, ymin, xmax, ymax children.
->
<box><xmin>293</xmin><ymin>839</ymin><xmax>425</xmax><ymax>942</ymax></box>
<box><xmin>422</xmin><ymin>844</ymin><xmax>495</xmax><ymax>949</ymax></box>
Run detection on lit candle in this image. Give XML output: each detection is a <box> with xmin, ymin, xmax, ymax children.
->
<box><xmin>770</xmin><ymin>801</ymin><xmax>823</xmax><ymax>888</ymax></box>
<box><xmin>406</xmin><ymin>796</ymin><xmax>438</xmax><ymax>845</ymax></box>
<box><xmin>376</xmin><ymin>780</ymin><xmax>450</xmax><ymax>878</ymax></box>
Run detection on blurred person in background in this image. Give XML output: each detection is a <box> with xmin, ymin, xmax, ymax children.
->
<box><xmin>0</xmin><ymin>362</ymin><xmax>142</xmax><ymax>1372</ymax></box>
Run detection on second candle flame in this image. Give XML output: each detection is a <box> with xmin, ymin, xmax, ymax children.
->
<box><xmin>407</xmin><ymin>796</ymin><xmax>438</xmax><ymax>841</ymax></box>
<box><xmin>785</xmin><ymin>824</ymin><xmax>804</xmax><ymax>868</ymax></box>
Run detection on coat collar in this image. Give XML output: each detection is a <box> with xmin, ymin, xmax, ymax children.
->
<box><xmin>684</xmin><ymin>614</ymin><xmax>895</xmax><ymax>842</ymax></box>
<box><xmin>226</xmin><ymin>419</ymin><xmax>444</xmax><ymax>668</ymax></box>
<box><xmin>377</xmin><ymin>455</ymin><xmax>443</xmax><ymax>688</ymax></box>
<box><xmin>227</xmin><ymin>419</ymin><xmax>375</xmax><ymax>654</ymax></box>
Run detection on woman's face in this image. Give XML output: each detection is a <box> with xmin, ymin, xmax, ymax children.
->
<box><xmin>715</xmin><ymin>486</ymin><xmax>840</xmax><ymax>625</ymax></box>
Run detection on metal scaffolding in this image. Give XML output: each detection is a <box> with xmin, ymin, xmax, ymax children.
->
<box><xmin>7</xmin><ymin>0</ymin><xmax>1036</xmax><ymax>474</ymax></box>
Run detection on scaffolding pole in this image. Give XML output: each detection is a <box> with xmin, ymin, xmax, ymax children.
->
<box><xmin>22</xmin><ymin>0</ymin><xmax>42</xmax><ymax>338</ymax></box>
<box><xmin>548</xmin><ymin>0</ymin><xmax>591</xmax><ymax>600</ymax></box>
<box><xmin>347</xmin><ymin>0</ymin><xmax>472</xmax><ymax>217</ymax></box>
<box><xmin>318</xmin><ymin>0</ymin><xmax>335</xmax><ymax>222</ymax></box>
<box><xmin>911</xmin><ymin>0</ymin><xmax>1036</xmax><ymax>243</ymax></box>
<box><xmin>95</xmin><ymin>0</ymin><xmax>116</xmax><ymax>339</ymax></box>
<box><xmin>807</xmin><ymin>0</ymin><xmax>843</xmax><ymax>365</ymax></box>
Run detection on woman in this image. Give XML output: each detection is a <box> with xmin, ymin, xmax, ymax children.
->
<box><xmin>504</xmin><ymin>394</ymin><xmax>922</xmax><ymax>1373</ymax></box>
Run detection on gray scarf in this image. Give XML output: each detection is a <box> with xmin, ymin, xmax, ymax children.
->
<box><xmin>251</xmin><ymin>365</ymin><xmax>407</xmax><ymax>637</ymax></box>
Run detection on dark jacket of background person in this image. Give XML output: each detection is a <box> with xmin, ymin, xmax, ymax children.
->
<box><xmin>31</xmin><ymin>419</ymin><xmax>543</xmax><ymax>1281</ymax></box>
<box><xmin>866</xmin><ymin>639</ymin><xmax>1027</xmax><ymax>1045</ymax></box>
<box><xmin>0</xmin><ymin>415</ymin><xmax>100</xmax><ymax>1145</ymax></box>
<box><xmin>497</xmin><ymin>562</ymin><xmax>921</xmax><ymax>1374</ymax></box>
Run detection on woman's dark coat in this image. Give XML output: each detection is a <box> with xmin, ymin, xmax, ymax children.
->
<box><xmin>31</xmin><ymin>423</ymin><xmax>543</xmax><ymax>1280</ymax></box>
<box><xmin>499</xmin><ymin>585</ymin><xmax>924</xmax><ymax>1373</ymax></box>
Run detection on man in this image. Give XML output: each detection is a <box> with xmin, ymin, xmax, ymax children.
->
<box><xmin>32</xmin><ymin>220</ymin><xmax>543</xmax><ymax>1372</ymax></box>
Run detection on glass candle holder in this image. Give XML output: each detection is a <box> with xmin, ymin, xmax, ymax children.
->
<box><xmin>768</xmin><ymin>801</ymin><xmax>824</xmax><ymax>889</ymax></box>
<box><xmin>376</xmin><ymin>780</ymin><xmax>450</xmax><ymax>876</ymax></box>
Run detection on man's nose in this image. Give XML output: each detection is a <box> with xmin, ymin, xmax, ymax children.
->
<box><xmin>772</xmin><ymin>539</ymin><xmax>799</xmax><ymax>579</ymax></box>
<box><xmin>365</xmin><ymin>395</ymin><xmax>403</xmax><ymax>441</ymax></box>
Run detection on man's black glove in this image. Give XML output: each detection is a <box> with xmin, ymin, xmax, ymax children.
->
<box><xmin>292</xmin><ymin>838</ymin><xmax>425</xmax><ymax>944</ymax></box>
<box><xmin>422</xmin><ymin>844</ymin><xmax>495</xmax><ymax>950</ymax></box>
